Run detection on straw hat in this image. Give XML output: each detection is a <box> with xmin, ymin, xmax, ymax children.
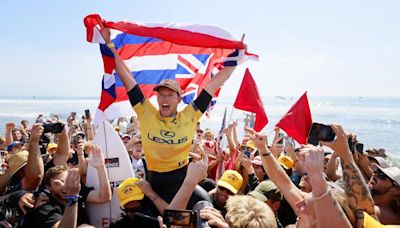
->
<box><xmin>6</xmin><ymin>150</ymin><xmax>29</xmax><ymax>177</ymax></box>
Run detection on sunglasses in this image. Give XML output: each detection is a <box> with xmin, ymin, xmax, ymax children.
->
<box><xmin>374</xmin><ymin>171</ymin><xmax>399</xmax><ymax>187</ymax></box>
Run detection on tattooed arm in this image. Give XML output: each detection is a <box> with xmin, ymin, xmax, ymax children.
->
<box><xmin>321</xmin><ymin>125</ymin><xmax>377</xmax><ymax>219</ymax></box>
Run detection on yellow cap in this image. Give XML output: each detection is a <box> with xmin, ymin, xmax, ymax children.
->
<box><xmin>217</xmin><ymin>170</ymin><xmax>243</xmax><ymax>194</ymax></box>
<box><xmin>117</xmin><ymin>178</ymin><xmax>144</xmax><ymax>207</ymax></box>
<box><xmin>47</xmin><ymin>143</ymin><xmax>58</xmax><ymax>150</ymax></box>
<box><xmin>278</xmin><ymin>155</ymin><xmax>294</xmax><ymax>170</ymax></box>
<box><xmin>245</xmin><ymin>140</ymin><xmax>256</xmax><ymax>150</ymax></box>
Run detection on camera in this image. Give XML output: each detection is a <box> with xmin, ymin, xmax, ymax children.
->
<box><xmin>43</xmin><ymin>122</ymin><xmax>64</xmax><ymax>134</ymax></box>
<box><xmin>85</xmin><ymin>109</ymin><xmax>91</xmax><ymax>119</ymax></box>
<box><xmin>163</xmin><ymin>201</ymin><xmax>213</xmax><ymax>228</ymax></box>
<box><xmin>0</xmin><ymin>199</ymin><xmax>19</xmax><ymax>225</ymax></box>
<box><xmin>307</xmin><ymin>123</ymin><xmax>336</xmax><ymax>146</ymax></box>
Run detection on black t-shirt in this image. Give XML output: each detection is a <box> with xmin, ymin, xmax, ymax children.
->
<box><xmin>24</xmin><ymin>184</ymin><xmax>93</xmax><ymax>227</ymax></box>
<box><xmin>110</xmin><ymin>213</ymin><xmax>159</xmax><ymax>228</ymax></box>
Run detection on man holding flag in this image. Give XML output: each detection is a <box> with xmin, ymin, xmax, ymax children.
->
<box><xmin>100</xmin><ymin>28</ymin><xmax>245</xmax><ymax>209</ymax></box>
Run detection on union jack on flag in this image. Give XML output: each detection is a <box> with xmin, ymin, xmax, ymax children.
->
<box><xmin>84</xmin><ymin>14</ymin><xmax>257</xmax><ymax>125</ymax></box>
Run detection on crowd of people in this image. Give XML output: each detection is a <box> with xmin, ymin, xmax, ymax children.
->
<box><xmin>0</xmin><ymin>28</ymin><xmax>399</xmax><ymax>228</ymax></box>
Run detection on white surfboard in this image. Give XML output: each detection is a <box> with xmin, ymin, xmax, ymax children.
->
<box><xmin>86</xmin><ymin>121</ymin><xmax>135</xmax><ymax>228</ymax></box>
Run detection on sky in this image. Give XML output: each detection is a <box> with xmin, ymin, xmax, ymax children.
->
<box><xmin>1</xmin><ymin>0</ymin><xmax>399</xmax><ymax>98</ymax></box>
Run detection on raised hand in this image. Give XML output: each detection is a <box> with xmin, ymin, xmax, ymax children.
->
<box><xmin>186</xmin><ymin>149</ymin><xmax>208</xmax><ymax>184</ymax></box>
<box><xmin>298</xmin><ymin>145</ymin><xmax>325</xmax><ymax>175</ymax></box>
<box><xmin>101</xmin><ymin>27</ymin><xmax>112</xmax><ymax>43</ymax></box>
<box><xmin>320</xmin><ymin>125</ymin><xmax>352</xmax><ymax>161</ymax></box>
<box><xmin>244</xmin><ymin>126</ymin><xmax>268</xmax><ymax>152</ymax></box>
<box><xmin>30</xmin><ymin>124</ymin><xmax>44</xmax><ymax>143</ymax></box>
<box><xmin>65</xmin><ymin>168</ymin><xmax>81</xmax><ymax>196</ymax></box>
<box><xmin>6</xmin><ymin>122</ymin><xmax>15</xmax><ymax>130</ymax></box>
<box><xmin>88</xmin><ymin>145</ymin><xmax>105</xmax><ymax>168</ymax></box>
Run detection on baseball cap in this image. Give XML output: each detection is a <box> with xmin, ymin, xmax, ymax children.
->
<box><xmin>248</xmin><ymin>180</ymin><xmax>283</xmax><ymax>202</ymax></box>
<box><xmin>368</xmin><ymin>156</ymin><xmax>390</xmax><ymax>168</ymax></box>
<box><xmin>47</xmin><ymin>143</ymin><xmax>58</xmax><ymax>151</ymax></box>
<box><xmin>251</xmin><ymin>156</ymin><xmax>262</xmax><ymax>166</ymax></box>
<box><xmin>6</xmin><ymin>150</ymin><xmax>29</xmax><ymax>177</ymax></box>
<box><xmin>153</xmin><ymin>79</ymin><xmax>182</xmax><ymax>95</ymax></box>
<box><xmin>71</xmin><ymin>131</ymin><xmax>85</xmax><ymax>139</ymax></box>
<box><xmin>217</xmin><ymin>170</ymin><xmax>243</xmax><ymax>194</ymax></box>
<box><xmin>117</xmin><ymin>177</ymin><xmax>144</xmax><ymax>207</ymax></box>
<box><xmin>278</xmin><ymin>155</ymin><xmax>294</xmax><ymax>170</ymax></box>
<box><xmin>373</xmin><ymin>164</ymin><xmax>400</xmax><ymax>186</ymax></box>
<box><xmin>7</xmin><ymin>141</ymin><xmax>23</xmax><ymax>152</ymax></box>
<box><xmin>245</xmin><ymin>140</ymin><xmax>256</xmax><ymax>150</ymax></box>
<box><xmin>0</xmin><ymin>135</ymin><xmax>5</xmax><ymax>142</ymax></box>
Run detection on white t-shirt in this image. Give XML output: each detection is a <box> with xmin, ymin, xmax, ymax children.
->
<box><xmin>131</xmin><ymin>157</ymin><xmax>146</xmax><ymax>179</ymax></box>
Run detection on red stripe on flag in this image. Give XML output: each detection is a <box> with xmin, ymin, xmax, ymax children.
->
<box><xmin>177</xmin><ymin>55</ymin><xmax>199</xmax><ymax>74</ymax></box>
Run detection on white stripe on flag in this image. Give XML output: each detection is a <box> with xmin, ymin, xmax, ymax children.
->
<box><xmin>124</xmin><ymin>54</ymin><xmax>179</xmax><ymax>71</ymax></box>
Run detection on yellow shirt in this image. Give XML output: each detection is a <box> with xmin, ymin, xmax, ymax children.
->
<box><xmin>363</xmin><ymin>212</ymin><xmax>385</xmax><ymax>228</ymax></box>
<box><xmin>133</xmin><ymin>99</ymin><xmax>203</xmax><ymax>172</ymax></box>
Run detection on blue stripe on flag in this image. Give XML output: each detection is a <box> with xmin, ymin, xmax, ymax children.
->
<box><xmin>182</xmin><ymin>93</ymin><xmax>195</xmax><ymax>104</ymax></box>
<box><xmin>192</xmin><ymin>54</ymin><xmax>210</xmax><ymax>64</ymax></box>
<box><xmin>113</xmin><ymin>33</ymin><xmax>161</xmax><ymax>49</ymax></box>
<box><xmin>100</xmin><ymin>44</ymin><xmax>114</xmax><ymax>58</ymax></box>
<box><xmin>114</xmin><ymin>70</ymin><xmax>177</xmax><ymax>85</ymax></box>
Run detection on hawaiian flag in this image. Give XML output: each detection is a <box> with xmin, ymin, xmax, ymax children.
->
<box><xmin>84</xmin><ymin>14</ymin><xmax>258</xmax><ymax>125</ymax></box>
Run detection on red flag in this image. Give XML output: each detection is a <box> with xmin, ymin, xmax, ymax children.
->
<box><xmin>276</xmin><ymin>92</ymin><xmax>312</xmax><ymax>144</ymax></box>
<box><xmin>233</xmin><ymin>68</ymin><xmax>268</xmax><ymax>131</ymax></box>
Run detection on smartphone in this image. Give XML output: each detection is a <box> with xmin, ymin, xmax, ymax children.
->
<box><xmin>348</xmin><ymin>137</ymin><xmax>356</xmax><ymax>153</ymax></box>
<box><xmin>356</xmin><ymin>143</ymin><xmax>364</xmax><ymax>153</ymax></box>
<box><xmin>243</xmin><ymin>150</ymin><xmax>251</xmax><ymax>158</ymax></box>
<box><xmin>163</xmin><ymin>209</ymin><xmax>195</xmax><ymax>227</ymax></box>
<box><xmin>132</xmin><ymin>212</ymin><xmax>160</xmax><ymax>227</ymax></box>
<box><xmin>43</xmin><ymin>123</ymin><xmax>65</xmax><ymax>134</ymax></box>
<box><xmin>307</xmin><ymin>123</ymin><xmax>336</xmax><ymax>146</ymax></box>
<box><xmin>85</xmin><ymin>109</ymin><xmax>91</xmax><ymax>118</ymax></box>
<box><xmin>277</xmin><ymin>133</ymin><xmax>285</xmax><ymax>145</ymax></box>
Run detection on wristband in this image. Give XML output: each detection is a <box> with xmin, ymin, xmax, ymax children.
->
<box><xmin>312</xmin><ymin>187</ymin><xmax>330</xmax><ymax>200</ymax></box>
<box><xmin>106</xmin><ymin>42</ymin><xmax>115</xmax><ymax>49</ymax></box>
<box><xmin>261</xmin><ymin>152</ymin><xmax>271</xmax><ymax>157</ymax></box>
<box><xmin>65</xmin><ymin>195</ymin><xmax>81</xmax><ymax>206</ymax></box>
<box><xmin>151</xmin><ymin>195</ymin><xmax>159</xmax><ymax>201</ymax></box>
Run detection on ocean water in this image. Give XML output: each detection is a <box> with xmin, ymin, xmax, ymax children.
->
<box><xmin>0</xmin><ymin>96</ymin><xmax>399</xmax><ymax>165</ymax></box>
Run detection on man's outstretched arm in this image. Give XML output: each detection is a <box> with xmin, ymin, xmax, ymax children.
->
<box><xmin>101</xmin><ymin>28</ymin><xmax>137</xmax><ymax>92</ymax></box>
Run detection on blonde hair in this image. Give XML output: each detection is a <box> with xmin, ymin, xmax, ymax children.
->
<box><xmin>226</xmin><ymin>195</ymin><xmax>277</xmax><ymax>228</ymax></box>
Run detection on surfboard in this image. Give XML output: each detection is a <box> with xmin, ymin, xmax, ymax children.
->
<box><xmin>86</xmin><ymin>121</ymin><xmax>135</xmax><ymax>228</ymax></box>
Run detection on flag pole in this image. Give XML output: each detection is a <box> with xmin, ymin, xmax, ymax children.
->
<box><xmin>227</xmin><ymin>107</ymin><xmax>235</xmax><ymax>126</ymax></box>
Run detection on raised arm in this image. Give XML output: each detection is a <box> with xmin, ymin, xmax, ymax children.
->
<box><xmin>204</xmin><ymin>66</ymin><xmax>236</xmax><ymax>96</ymax></box>
<box><xmin>22</xmin><ymin>124</ymin><xmax>44</xmax><ymax>191</ymax></box>
<box><xmin>101</xmin><ymin>28</ymin><xmax>137</xmax><ymax>91</ymax></box>
<box><xmin>5</xmin><ymin>122</ymin><xmax>15</xmax><ymax>146</ymax></box>
<box><xmin>231</xmin><ymin>120</ymin><xmax>240</xmax><ymax>149</ymax></box>
<box><xmin>325</xmin><ymin>152</ymin><xmax>341</xmax><ymax>181</ymax></box>
<box><xmin>86</xmin><ymin>145</ymin><xmax>112</xmax><ymax>203</ymax></box>
<box><xmin>168</xmin><ymin>153</ymin><xmax>208</xmax><ymax>210</ymax></box>
<box><xmin>52</xmin><ymin>168</ymin><xmax>80</xmax><ymax>228</ymax></box>
<box><xmin>52</xmin><ymin>125</ymin><xmax>71</xmax><ymax>166</ymax></box>
<box><xmin>321</xmin><ymin>125</ymin><xmax>376</xmax><ymax>218</ymax></box>
<box><xmin>224</xmin><ymin>126</ymin><xmax>235</xmax><ymax>156</ymax></box>
<box><xmin>137</xmin><ymin>152</ymin><xmax>208</xmax><ymax>214</ymax></box>
<box><xmin>245</xmin><ymin>127</ymin><xmax>305</xmax><ymax>216</ymax></box>
<box><xmin>299</xmin><ymin>145</ymin><xmax>352</xmax><ymax>228</ymax></box>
